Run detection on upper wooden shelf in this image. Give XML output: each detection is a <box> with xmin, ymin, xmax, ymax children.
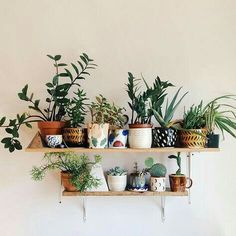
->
<box><xmin>25</xmin><ymin>132</ymin><xmax>220</xmax><ymax>153</ymax></box>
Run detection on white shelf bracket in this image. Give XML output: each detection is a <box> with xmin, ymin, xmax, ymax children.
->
<box><xmin>186</xmin><ymin>152</ymin><xmax>193</xmax><ymax>204</ymax></box>
<box><xmin>59</xmin><ymin>178</ymin><xmax>62</xmax><ymax>204</ymax></box>
<box><xmin>160</xmin><ymin>196</ymin><xmax>166</xmax><ymax>222</ymax></box>
<box><xmin>83</xmin><ymin>197</ymin><xmax>87</xmax><ymax>223</ymax></box>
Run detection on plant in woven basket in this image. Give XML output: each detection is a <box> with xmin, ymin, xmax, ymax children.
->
<box><xmin>31</xmin><ymin>152</ymin><xmax>102</xmax><ymax>192</ymax></box>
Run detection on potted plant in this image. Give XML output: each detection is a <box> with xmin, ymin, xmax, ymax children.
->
<box><xmin>107</xmin><ymin>166</ymin><xmax>127</xmax><ymax>191</ymax></box>
<box><xmin>145</xmin><ymin>157</ymin><xmax>167</xmax><ymax>192</ymax></box>
<box><xmin>128</xmin><ymin>162</ymin><xmax>147</xmax><ymax>191</ymax></box>
<box><xmin>180</xmin><ymin>101</ymin><xmax>207</xmax><ymax>148</ymax></box>
<box><xmin>126</xmin><ymin>72</ymin><xmax>173</xmax><ymax>148</ymax></box>
<box><xmin>31</xmin><ymin>152</ymin><xmax>102</xmax><ymax>192</ymax></box>
<box><xmin>0</xmin><ymin>53</ymin><xmax>96</xmax><ymax>152</ymax></box>
<box><xmin>152</xmin><ymin>87</ymin><xmax>188</xmax><ymax>147</ymax></box>
<box><xmin>168</xmin><ymin>152</ymin><xmax>192</xmax><ymax>192</ymax></box>
<box><xmin>62</xmin><ymin>89</ymin><xmax>88</xmax><ymax>147</ymax></box>
<box><xmin>88</xmin><ymin>95</ymin><xmax>126</xmax><ymax>148</ymax></box>
<box><xmin>203</xmin><ymin>95</ymin><xmax>236</xmax><ymax>148</ymax></box>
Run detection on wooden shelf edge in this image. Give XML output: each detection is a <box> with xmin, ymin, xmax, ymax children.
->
<box><xmin>62</xmin><ymin>190</ymin><xmax>188</xmax><ymax>197</ymax></box>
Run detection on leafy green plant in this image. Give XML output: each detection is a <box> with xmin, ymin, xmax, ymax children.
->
<box><xmin>65</xmin><ymin>89</ymin><xmax>88</xmax><ymax>127</ymax></box>
<box><xmin>203</xmin><ymin>95</ymin><xmax>236</xmax><ymax>138</ymax></box>
<box><xmin>152</xmin><ymin>87</ymin><xmax>188</xmax><ymax>128</ymax></box>
<box><xmin>182</xmin><ymin>101</ymin><xmax>206</xmax><ymax>129</ymax></box>
<box><xmin>31</xmin><ymin>152</ymin><xmax>101</xmax><ymax>192</ymax></box>
<box><xmin>168</xmin><ymin>152</ymin><xmax>182</xmax><ymax>175</ymax></box>
<box><xmin>107</xmin><ymin>166</ymin><xmax>127</xmax><ymax>176</ymax></box>
<box><xmin>126</xmin><ymin>72</ymin><xmax>173</xmax><ymax>124</ymax></box>
<box><xmin>89</xmin><ymin>95</ymin><xmax>127</xmax><ymax>127</ymax></box>
<box><xmin>144</xmin><ymin>157</ymin><xmax>167</xmax><ymax>177</ymax></box>
<box><xmin>0</xmin><ymin>53</ymin><xmax>96</xmax><ymax>152</ymax></box>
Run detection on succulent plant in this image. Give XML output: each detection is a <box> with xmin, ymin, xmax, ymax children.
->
<box><xmin>107</xmin><ymin>166</ymin><xmax>127</xmax><ymax>176</ymax></box>
<box><xmin>168</xmin><ymin>152</ymin><xmax>182</xmax><ymax>175</ymax></box>
<box><xmin>145</xmin><ymin>157</ymin><xmax>167</xmax><ymax>177</ymax></box>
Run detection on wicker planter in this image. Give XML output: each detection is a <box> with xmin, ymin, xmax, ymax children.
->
<box><xmin>180</xmin><ymin>129</ymin><xmax>207</xmax><ymax>148</ymax></box>
<box><xmin>152</xmin><ymin>127</ymin><xmax>177</xmax><ymax>147</ymax></box>
<box><xmin>62</xmin><ymin>127</ymin><xmax>88</xmax><ymax>147</ymax></box>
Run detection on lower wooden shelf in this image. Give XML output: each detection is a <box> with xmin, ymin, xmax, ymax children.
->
<box><xmin>62</xmin><ymin>190</ymin><xmax>188</xmax><ymax>197</ymax></box>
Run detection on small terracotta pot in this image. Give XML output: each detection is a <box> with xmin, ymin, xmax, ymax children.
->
<box><xmin>180</xmin><ymin>129</ymin><xmax>207</xmax><ymax>148</ymax></box>
<box><xmin>61</xmin><ymin>172</ymin><xmax>77</xmax><ymax>192</ymax></box>
<box><xmin>169</xmin><ymin>174</ymin><xmax>193</xmax><ymax>192</ymax></box>
<box><xmin>38</xmin><ymin>121</ymin><xmax>66</xmax><ymax>141</ymax></box>
<box><xmin>62</xmin><ymin>127</ymin><xmax>88</xmax><ymax>147</ymax></box>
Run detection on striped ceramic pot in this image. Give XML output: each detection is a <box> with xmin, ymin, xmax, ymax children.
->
<box><xmin>180</xmin><ymin>129</ymin><xmax>207</xmax><ymax>148</ymax></box>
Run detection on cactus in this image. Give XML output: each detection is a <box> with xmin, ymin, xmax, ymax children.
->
<box><xmin>145</xmin><ymin>157</ymin><xmax>167</xmax><ymax>177</ymax></box>
<box><xmin>168</xmin><ymin>152</ymin><xmax>182</xmax><ymax>175</ymax></box>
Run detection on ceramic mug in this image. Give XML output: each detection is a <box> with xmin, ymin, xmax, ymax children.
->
<box><xmin>150</xmin><ymin>177</ymin><xmax>166</xmax><ymax>192</ymax></box>
<box><xmin>46</xmin><ymin>135</ymin><xmax>62</xmax><ymax>148</ymax></box>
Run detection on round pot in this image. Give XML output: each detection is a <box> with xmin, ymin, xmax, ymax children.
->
<box><xmin>150</xmin><ymin>177</ymin><xmax>166</xmax><ymax>192</ymax></box>
<box><xmin>152</xmin><ymin>127</ymin><xmax>177</xmax><ymax>147</ymax></box>
<box><xmin>62</xmin><ymin>127</ymin><xmax>88</xmax><ymax>147</ymax></box>
<box><xmin>128</xmin><ymin>124</ymin><xmax>152</xmax><ymax>148</ymax></box>
<box><xmin>207</xmin><ymin>134</ymin><xmax>219</xmax><ymax>148</ymax></box>
<box><xmin>87</xmin><ymin>123</ymin><xmax>109</xmax><ymax>148</ymax></box>
<box><xmin>46</xmin><ymin>135</ymin><xmax>62</xmax><ymax>148</ymax></box>
<box><xmin>180</xmin><ymin>129</ymin><xmax>207</xmax><ymax>148</ymax></box>
<box><xmin>108</xmin><ymin>129</ymin><xmax>128</xmax><ymax>148</ymax></box>
<box><xmin>38</xmin><ymin>121</ymin><xmax>66</xmax><ymax>141</ymax></box>
<box><xmin>107</xmin><ymin>175</ymin><xmax>127</xmax><ymax>191</ymax></box>
<box><xmin>129</xmin><ymin>173</ymin><xmax>146</xmax><ymax>190</ymax></box>
<box><xmin>61</xmin><ymin>172</ymin><xmax>77</xmax><ymax>192</ymax></box>
<box><xmin>169</xmin><ymin>174</ymin><xmax>193</xmax><ymax>192</ymax></box>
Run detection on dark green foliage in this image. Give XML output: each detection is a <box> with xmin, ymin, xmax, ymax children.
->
<box><xmin>126</xmin><ymin>73</ymin><xmax>174</xmax><ymax>124</ymax></box>
<box><xmin>168</xmin><ymin>152</ymin><xmax>182</xmax><ymax>175</ymax></box>
<box><xmin>31</xmin><ymin>152</ymin><xmax>102</xmax><ymax>192</ymax></box>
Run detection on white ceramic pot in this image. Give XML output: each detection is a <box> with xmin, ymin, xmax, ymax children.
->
<box><xmin>87</xmin><ymin>123</ymin><xmax>109</xmax><ymax>148</ymax></box>
<box><xmin>150</xmin><ymin>177</ymin><xmax>166</xmax><ymax>192</ymax></box>
<box><xmin>107</xmin><ymin>175</ymin><xmax>127</xmax><ymax>191</ymax></box>
<box><xmin>128</xmin><ymin>128</ymin><xmax>152</xmax><ymax>148</ymax></box>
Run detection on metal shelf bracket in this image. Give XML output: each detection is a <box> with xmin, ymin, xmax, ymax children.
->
<box><xmin>186</xmin><ymin>152</ymin><xmax>193</xmax><ymax>204</ymax></box>
<box><xmin>83</xmin><ymin>197</ymin><xmax>87</xmax><ymax>222</ymax></box>
<box><xmin>161</xmin><ymin>196</ymin><xmax>166</xmax><ymax>222</ymax></box>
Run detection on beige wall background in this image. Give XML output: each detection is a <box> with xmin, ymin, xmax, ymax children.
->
<box><xmin>0</xmin><ymin>0</ymin><xmax>236</xmax><ymax>235</ymax></box>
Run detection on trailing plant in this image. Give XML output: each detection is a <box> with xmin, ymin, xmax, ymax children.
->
<box><xmin>203</xmin><ymin>95</ymin><xmax>236</xmax><ymax>138</ymax></box>
<box><xmin>168</xmin><ymin>152</ymin><xmax>182</xmax><ymax>175</ymax></box>
<box><xmin>152</xmin><ymin>87</ymin><xmax>188</xmax><ymax>128</ymax></box>
<box><xmin>107</xmin><ymin>166</ymin><xmax>127</xmax><ymax>176</ymax></box>
<box><xmin>89</xmin><ymin>95</ymin><xmax>127</xmax><ymax>127</ymax></box>
<box><xmin>65</xmin><ymin>89</ymin><xmax>88</xmax><ymax>128</ymax></box>
<box><xmin>144</xmin><ymin>157</ymin><xmax>167</xmax><ymax>177</ymax></box>
<box><xmin>31</xmin><ymin>152</ymin><xmax>102</xmax><ymax>192</ymax></box>
<box><xmin>0</xmin><ymin>53</ymin><xmax>96</xmax><ymax>152</ymax></box>
<box><xmin>126</xmin><ymin>72</ymin><xmax>173</xmax><ymax>124</ymax></box>
<box><xmin>182</xmin><ymin>101</ymin><xmax>206</xmax><ymax>129</ymax></box>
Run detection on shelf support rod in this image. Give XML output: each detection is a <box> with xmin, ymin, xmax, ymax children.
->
<box><xmin>186</xmin><ymin>152</ymin><xmax>192</xmax><ymax>204</ymax></box>
<box><xmin>83</xmin><ymin>197</ymin><xmax>87</xmax><ymax>222</ymax></box>
<box><xmin>161</xmin><ymin>196</ymin><xmax>165</xmax><ymax>222</ymax></box>
<box><xmin>59</xmin><ymin>177</ymin><xmax>62</xmax><ymax>204</ymax></box>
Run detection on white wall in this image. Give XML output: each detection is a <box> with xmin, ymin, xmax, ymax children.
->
<box><xmin>0</xmin><ymin>0</ymin><xmax>236</xmax><ymax>235</ymax></box>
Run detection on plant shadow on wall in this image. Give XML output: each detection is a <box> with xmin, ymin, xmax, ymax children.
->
<box><xmin>0</xmin><ymin>53</ymin><xmax>97</xmax><ymax>152</ymax></box>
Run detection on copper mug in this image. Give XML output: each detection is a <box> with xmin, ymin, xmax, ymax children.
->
<box><xmin>169</xmin><ymin>174</ymin><xmax>193</xmax><ymax>192</ymax></box>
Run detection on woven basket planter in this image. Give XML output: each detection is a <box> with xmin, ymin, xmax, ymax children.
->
<box><xmin>180</xmin><ymin>129</ymin><xmax>207</xmax><ymax>148</ymax></box>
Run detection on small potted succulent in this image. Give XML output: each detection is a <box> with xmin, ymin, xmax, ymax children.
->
<box><xmin>145</xmin><ymin>157</ymin><xmax>167</xmax><ymax>192</ymax></box>
<box><xmin>152</xmin><ymin>87</ymin><xmax>188</xmax><ymax>147</ymax></box>
<box><xmin>168</xmin><ymin>152</ymin><xmax>192</xmax><ymax>192</ymax></box>
<box><xmin>107</xmin><ymin>166</ymin><xmax>127</xmax><ymax>191</ymax></box>
<box><xmin>180</xmin><ymin>101</ymin><xmax>207</xmax><ymax>148</ymax></box>
<box><xmin>31</xmin><ymin>152</ymin><xmax>102</xmax><ymax>192</ymax></box>
<box><xmin>62</xmin><ymin>89</ymin><xmax>88</xmax><ymax>147</ymax></box>
<box><xmin>128</xmin><ymin>162</ymin><xmax>148</xmax><ymax>191</ymax></box>
<box><xmin>0</xmin><ymin>53</ymin><xmax>96</xmax><ymax>152</ymax></box>
<box><xmin>126</xmin><ymin>72</ymin><xmax>173</xmax><ymax>148</ymax></box>
<box><xmin>203</xmin><ymin>95</ymin><xmax>236</xmax><ymax>148</ymax></box>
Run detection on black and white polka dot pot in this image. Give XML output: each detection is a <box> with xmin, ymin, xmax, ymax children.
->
<box><xmin>152</xmin><ymin>127</ymin><xmax>177</xmax><ymax>147</ymax></box>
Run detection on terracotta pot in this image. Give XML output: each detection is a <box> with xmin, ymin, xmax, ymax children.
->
<box><xmin>62</xmin><ymin>127</ymin><xmax>88</xmax><ymax>147</ymax></box>
<box><xmin>38</xmin><ymin>121</ymin><xmax>66</xmax><ymax>141</ymax></box>
<box><xmin>169</xmin><ymin>174</ymin><xmax>193</xmax><ymax>192</ymax></box>
<box><xmin>180</xmin><ymin>129</ymin><xmax>207</xmax><ymax>148</ymax></box>
<box><xmin>61</xmin><ymin>172</ymin><xmax>77</xmax><ymax>192</ymax></box>
<box><xmin>128</xmin><ymin>123</ymin><xmax>153</xmax><ymax>148</ymax></box>
<box><xmin>87</xmin><ymin>123</ymin><xmax>109</xmax><ymax>148</ymax></box>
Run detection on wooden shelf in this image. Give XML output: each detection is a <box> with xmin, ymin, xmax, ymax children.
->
<box><xmin>62</xmin><ymin>190</ymin><xmax>188</xmax><ymax>197</ymax></box>
<box><xmin>26</xmin><ymin>132</ymin><xmax>220</xmax><ymax>153</ymax></box>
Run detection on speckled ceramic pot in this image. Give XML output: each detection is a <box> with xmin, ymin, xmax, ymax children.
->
<box><xmin>152</xmin><ymin>127</ymin><xmax>177</xmax><ymax>147</ymax></box>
